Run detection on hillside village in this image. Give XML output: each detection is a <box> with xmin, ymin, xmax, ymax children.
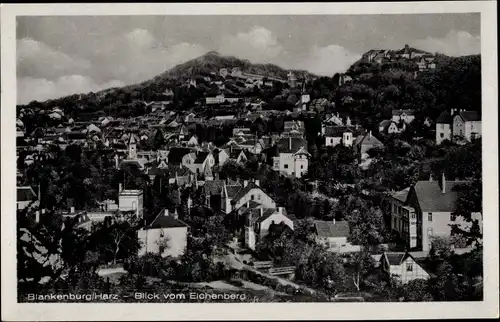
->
<box><xmin>16</xmin><ymin>47</ymin><xmax>483</xmax><ymax>302</ymax></box>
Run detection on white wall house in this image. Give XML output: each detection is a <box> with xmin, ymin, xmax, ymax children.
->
<box><xmin>380</xmin><ymin>252</ymin><xmax>430</xmax><ymax>284</ymax></box>
<box><xmin>452</xmin><ymin>111</ymin><xmax>482</xmax><ymax>142</ymax></box>
<box><xmin>137</xmin><ymin>209</ymin><xmax>188</xmax><ymax>258</ymax></box>
<box><xmin>118</xmin><ymin>187</ymin><xmax>144</xmax><ymax>219</ymax></box>
<box><xmin>245</xmin><ymin>207</ymin><xmax>294</xmax><ymax>250</ymax></box>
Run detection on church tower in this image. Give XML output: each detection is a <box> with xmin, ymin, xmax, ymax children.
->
<box><xmin>128</xmin><ymin>133</ymin><xmax>137</xmax><ymax>159</ymax></box>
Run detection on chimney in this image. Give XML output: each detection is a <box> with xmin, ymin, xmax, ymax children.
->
<box><xmin>164</xmin><ymin>209</ymin><xmax>169</xmax><ymax>217</ymax></box>
<box><xmin>260</xmin><ymin>207</ymin><xmax>263</xmax><ymax>217</ymax></box>
<box><xmin>333</xmin><ymin>217</ymin><xmax>336</xmax><ymax>225</ymax></box>
<box><xmin>70</xmin><ymin>206</ymin><xmax>75</xmax><ymax>214</ymax></box>
<box><xmin>173</xmin><ymin>208</ymin><xmax>178</xmax><ymax>219</ymax></box>
<box><xmin>119</xmin><ymin>183</ymin><xmax>123</xmax><ymax>193</ymax></box>
<box><xmin>441</xmin><ymin>173</ymin><xmax>446</xmax><ymax>193</ymax></box>
<box><xmin>255</xmin><ymin>180</ymin><xmax>260</xmax><ymax>187</ymax></box>
<box><xmin>369</xmin><ymin>131</ymin><xmax>372</xmax><ymax>138</ymax></box>
<box><xmin>429</xmin><ymin>174</ymin><xmax>433</xmax><ymax>182</ymax></box>
<box><xmin>35</xmin><ymin>210</ymin><xmax>40</xmax><ymax>223</ymax></box>
<box><xmin>243</xmin><ymin>180</ymin><xmax>248</xmax><ymax>188</ymax></box>
<box><xmin>277</xmin><ymin>207</ymin><xmax>282</xmax><ymax>214</ymax></box>
<box><xmin>247</xmin><ymin>200</ymin><xmax>250</xmax><ymax>208</ymax></box>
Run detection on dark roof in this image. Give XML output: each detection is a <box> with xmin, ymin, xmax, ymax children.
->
<box><xmin>384</xmin><ymin>252</ymin><xmax>408</xmax><ymax>265</ymax></box>
<box><xmin>391</xmin><ymin>187</ymin><xmax>410</xmax><ymax>203</ymax></box>
<box><xmin>148</xmin><ymin>213</ymin><xmax>189</xmax><ymax>229</ymax></box>
<box><xmin>194</xmin><ymin>151</ymin><xmax>210</xmax><ymax>164</ymax></box>
<box><xmin>232</xmin><ymin>182</ymin><xmax>266</xmax><ymax>203</ymax></box>
<box><xmin>324</xmin><ymin>125</ymin><xmax>363</xmax><ymax>137</ymax></box>
<box><xmin>203</xmin><ymin>180</ymin><xmax>225</xmax><ymax>195</ymax></box>
<box><xmin>229</xmin><ymin>149</ymin><xmax>245</xmax><ymax>159</ymax></box>
<box><xmin>314</xmin><ymin>220</ymin><xmax>350</xmax><ymax>238</ymax></box>
<box><xmin>458</xmin><ymin>111</ymin><xmax>481</xmax><ymax>122</ymax></box>
<box><xmin>226</xmin><ymin>184</ymin><xmax>243</xmax><ymax>199</ymax></box>
<box><xmin>255</xmin><ymin>208</ymin><xmax>284</xmax><ymax>223</ymax></box>
<box><xmin>413</xmin><ymin>180</ymin><xmax>469</xmax><ymax>212</ymax></box>
<box><xmin>168</xmin><ymin>147</ymin><xmax>193</xmax><ymax>165</ymax></box>
<box><xmin>67</xmin><ymin>132</ymin><xmax>87</xmax><ymax>140</ymax></box>
<box><xmin>17</xmin><ymin>186</ymin><xmax>37</xmax><ymax>202</ymax></box>
<box><xmin>436</xmin><ymin>111</ymin><xmax>453</xmax><ymax>124</ymax></box>
<box><xmin>392</xmin><ymin>109</ymin><xmax>415</xmax><ymax>116</ymax></box>
<box><xmin>277</xmin><ymin>137</ymin><xmax>308</xmax><ymax>153</ymax></box>
<box><xmin>355</xmin><ymin>133</ymin><xmax>384</xmax><ymax>147</ymax></box>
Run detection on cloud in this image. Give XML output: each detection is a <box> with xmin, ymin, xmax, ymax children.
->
<box><xmin>17</xmin><ymin>38</ymin><xmax>91</xmax><ymax>80</ymax></box>
<box><xmin>297</xmin><ymin>45</ymin><xmax>361</xmax><ymax>76</ymax></box>
<box><xmin>17</xmin><ymin>76</ymin><xmax>125</xmax><ymax>104</ymax></box>
<box><xmin>219</xmin><ymin>26</ymin><xmax>284</xmax><ymax>63</ymax></box>
<box><xmin>414</xmin><ymin>30</ymin><xmax>480</xmax><ymax>56</ymax></box>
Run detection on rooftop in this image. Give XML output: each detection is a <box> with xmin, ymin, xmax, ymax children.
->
<box><xmin>314</xmin><ymin>220</ymin><xmax>350</xmax><ymax>238</ymax></box>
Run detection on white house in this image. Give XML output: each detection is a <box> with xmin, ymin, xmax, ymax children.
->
<box><xmin>452</xmin><ymin>111</ymin><xmax>482</xmax><ymax>142</ymax></box>
<box><xmin>232</xmin><ymin>180</ymin><xmax>276</xmax><ymax>210</ymax></box>
<box><xmin>245</xmin><ymin>207</ymin><xmax>294</xmax><ymax>250</ymax></box>
<box><xmin>391</xmin><ymin>109</ymin><xmax>415</xmax><ymax>124</ymax></box>
<box><xmin>380</xmin><ymin>252</ymin><xmax>430</xmax><ymax>284</ymax></box>
<box><xmin>118</xmin><ymin>185</ymin><xmax>144</xmax><ymax>219</ymax></box>
<box><xmin>435</xmin><ymin>111</ymin><xmax>453</xmax><ymax>145</ymax></box>
<box><xmin>314</xmin><ymin>220</ymin><xmax>361</xmax><ymax>253</ymax></box>
<box><xmin>273</xmin><ymin>136</ymin><xmax>311</xmax><ymax>178</ymax></box>
<box><xmin>137</xmin><ymin>209</ymin><xmax>188</xmax><ymax>258</ymax></box>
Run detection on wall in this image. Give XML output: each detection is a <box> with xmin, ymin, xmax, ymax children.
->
<box><xmin>421</xmin><ymin>211</ymin><xmax>482</xmax><ymax>252</ymax></box>
<box><xmin>245</xmin><ymin>226</ymin><xmax>256</xmax><ymax>250</ymax></box>
<box><xmin>465</xmin><ymin>121</ymin><xmax>482</xmax><ymax>140</ymax></box>
<box><xmin>452</xmin><ymin>115</ymin><xmax>465</xmax><ymax>140</ymax></box>
<box><xmin>17</xmin><ymin>200</ymin><xmax>31</xmax><ymax>210</ymax></box>
<box><xmin>325</xmin><ymin>136</ymin><xmax>342</xmax><ymax>147</ymax></box>
<box><xmin>137</xmin><ymin>226</ymin><xmax>187</xmax><ymax>258</ymax></box>
<box><xmin>294</xmin><ymin>155</ymin><xmax>309</xmax><ymax>178</ymax></box>
<box><xmin>119</xmin><ymin>194</ymin><xmax>144</xmax><ymax>218</ymax></box>
<box><xmin>218</xmin><ymin>150</ymin><xmax>230</xmax><ymax>166</ymax></box>
<box><xmin>234</xmin><ymin>188</ymin><xmax>276</xmax><ymax>209</ymax></box>
<box><xmin>390</xmin><ymin>257</ymin><xmax>429</xmax><ymax>284</ymax></box>
<box><xmin>278</xmin><ymin>152</ymin><xmax>295</xmax><ymax>175</ymax></box>
<box><xmin>436</xmin><ymin>123</ymin><xmax>451</xmax><ymax>145</ymax></box>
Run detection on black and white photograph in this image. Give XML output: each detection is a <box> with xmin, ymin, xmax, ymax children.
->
<box><xmin>1</xmin><ymin>2</ymin><xmax>498</xmax><ymax>321</ymax></box>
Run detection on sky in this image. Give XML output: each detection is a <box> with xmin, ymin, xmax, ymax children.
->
<box><xmin>16</xmin><ymin>14</ymin><xmax>480</xmax><ymax>104</ymax></box>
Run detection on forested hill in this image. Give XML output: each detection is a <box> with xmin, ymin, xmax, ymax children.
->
<box><xmin>331</xmin><ymin>53</ymin><xmax>481</xmax><ymax>131</ymax></box>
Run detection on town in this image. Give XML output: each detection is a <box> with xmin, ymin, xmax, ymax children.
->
<box><xmin>16</xmin><ymin>46</ymin><xmax>483</xmax><ymax>302</ymax></box>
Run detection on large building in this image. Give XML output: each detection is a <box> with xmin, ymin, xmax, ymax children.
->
<box><xmin>273</xmin><ymin>136</ymin><xmax>311</xmax><ymax>178</ymax></box>
<box><xmin>436</xmin><ymin>109</ymin><xmax>481</xmax><ymax>145</ymax></box>
<box><xmin>389</xmin><ymin>174</ymin><xmax>482</xmax><ymax>252</ymax></box>
<box><xmin>118</xmin><ymin>185</ymin><xmax>144</xmax><ymax>219</ymax></box>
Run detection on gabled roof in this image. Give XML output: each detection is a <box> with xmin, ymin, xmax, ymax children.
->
<box><xmin>457</xmin><ymin>111</ymin><xmax>481</xmax><ymax>122</ymax></box>
<box><xmin>148</xmin><ymin>212</ymin><xmax>188</xmax><ymax>229</ymax></box>
<box><xmin>255</xmin><ymin>208</ymin><xmax>288</xmax><ymax>223</ymax></box>
<box><xmin>324</xmin><ymin>125</ymin><xmax>364</xmax><ymax>137</ymax></box>
<box><xmin>391</xmin><ymin>187</ymin><xmax>410</xmax><ymax>203</ymax></box>
<box><xmin>412</xmin><ymin>180</ymin><xmax>469</xmax><ymax>212</ymax></box>
<box><xmin>384</xmin><ymin>252</ymin><xmax>408</xmax><ymax>265</ymax></box>
<box><xmin>232</xmin><ymin>182</ymin><xmax>268</xmax><ymax>204</ymax></box>
<box><xmin>277</xmin><ymin>137</ymin><xmax>308</xmax><ymax>154</ymax></box>
<box><xmin>167</xmin><ymin>147</ymin><xmax>193</xmax><ymax>165</ymax></box>
<box><xmin>392</xmin><ymin>109</ymin><xmax>415</xmax><ymax>116</ymax></box>
<box><xmin>436</xmin><ymin>111</ymin><xmax>453</xmax><ymax>124</ymax></box>
<box><xmin>314</xmin><ymin>220</ymin><xmax>350</xmax><ymax>238</ymax></box>
<box><xmin>17</xmin><ymin>186</ymin><xmax>37</xmax><ymax>202</ymax></box>
<box><xmin>226</xmin><ymin>184</ymin><xmax>243</xmax><ymax>199</ymax></box>
<box><xmin>355</xmin><ymin>133</ymin><xmax>384</xmax><ymax>147</ymax></box>
<box><xmin>194</xmin><ymin>151</ymin><xmax>210</xmax><ymax>164</ymax></box>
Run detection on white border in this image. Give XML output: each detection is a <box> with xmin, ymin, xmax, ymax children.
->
<box><xmin>1</xmin><ymin>2</ymin><xmax>498</xmax><ymax>321</ymax></box>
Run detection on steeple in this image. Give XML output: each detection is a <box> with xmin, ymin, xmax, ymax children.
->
<box><xmin>128</xmin><ymin>133</ymin><xmax>137</xmax><ymax>159</ymax></box>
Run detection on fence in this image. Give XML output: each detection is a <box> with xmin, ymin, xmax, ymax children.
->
<box><xmin>268</xmin><ymin>266</ymin><xmax>295</xmax><ymax>276</ymax></box>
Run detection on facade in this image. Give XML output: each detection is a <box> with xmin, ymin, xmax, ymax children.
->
<box><xmin>17</xmin><ymin>186</ymin><xmax>38</xmax><ymax>210</ymax></box>
<box><xmin>273</xmin><ymin>136</ymin><xmax>311</xmax><ymax>178</ymax></box>
<box><xmin>436</xmin><ymin>111</ymin><xmax>453</xmax><ymax>145</ymax></box>
<box><xmin>391</xmin><ymin>109</ymin><xmax>415</xmax><ymax>124</ymax></box>
<box><xmin>323</xmin><ymin>125</ymin><xmax>362</xmax><ymax>147</ymax></box>
<box><xmin>380</xmin><ymin>252</ymin><xmax>430</xmax><ymax>284</ymax></box>
<box><xmin>244</xmin><ymin>207</ymin><xmax>294</xmax><ymax>250</ymax></box>
<box><xmin>354</xmin><ymin>132</ymin><xmax>384</xmax><ymax>160</ymax></box>
<box><xmin>389</xmin><ymin>174</ymin><xmax>482</xmax><ymax>251</ymax></box>
<box><xmin>314</xmin><ymin>220</ymin><xmax>361</xmax><ymax>253</ymax></box>
<box><xmin>137</xmin><ymin>209</ymin><xmax>188</xmax><ymax>258</ymax></box>
<box><xmin>452</xmin><ymin>111</ymin><xmax>482</xmax><ymax>142</ymax></box>
<box><xmin>118</xmin><ymin>187</ymin><xmax>144</xmax><ymax>219</ymax></box>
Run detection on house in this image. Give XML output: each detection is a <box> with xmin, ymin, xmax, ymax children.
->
<box><xmin>380</xmin><ymin>252</ymin><xmax>430</xmax><ymax>284</ymax></box>
<box><xmin>185</xmin><ymin>135</ymin><xmax>199</xmax><ymax>147</ymax></box>
<box><xmin>184</xmin><ymin>151</ymin><xmax>215</xmax><ymax>176</ymax></box>
<box><xmin>389</xmin><ymin>174</ymin><xmax>482</xmax><ymax>252</ymax></box>
<box><xmin>323</xmin><ymin>125</ymin><xmax>362</xmax><ymax>147</ymax></box>
<box><xmin>227</xmin><ymin>148</ymin><xmax>248</xmax><ymax>164</ymax></box>
<box><xmin>118</xmin><ymin>184</ymin><xmax>144</xmax><ymax>219</ymax></box>
<box><xmin>203</xmin><ymin>180</ymin><xmax>226</xmax><ymax>210</ymax></box>
<box><xmin>244</xmin><ymin>206</ymin><xmax>294</xmax><ymax>250</ymax></box>
<box><xmin>167</xmin><ymin>147</ymin><xmax>193</xmax><ymax>166</ymax></box>
<box><xmin>378</xmin><ymin>120</ymin><xmax>401</xmax><ymax>134</ymax></box>
<box><xmin>452</xmin><ymin>111</ymin><xmax>482</xmax><ymax>142</ymax></box>
<box><xmin>137</xmin><ymin>209</ymin><xmax>189</xmax><ymax>258</ymax></box>
<box><xmin>219</xmin><ymin>68</ymin><xmax>229</xmax><ymax>78</ymax></box>
<box><xmin>284</xmin><ymin>120</ymin><xmax>305</xmax><ymax>134</ymax></box>
<box><xmin>436</xmin><ymin>111</ymin><xmax>453</xmax><ymax>145</ymax></box>
<box><xmin>231</xmin><ymin>180</ymin><xmax>276</xmax><ymax>211</ymax></box>
<box><xmin>273</xmin><ymin>136</ymin><xmax>311</xmax><ymax>178</ymax></box>
<box><xmin>325</xmin><ymin>113</ymin><xmax>344</xmax><ymax>126</ymax></box>
<box><xmin>17</xmin><ymin>186</ymin><xmax>38</xmax><ymax>210</ymax></box>
<box><xmin>391</xmin><ymin>109</ymin><xmax>415</xmax><ymax>124</ymax></box>
<box><xmin>314</xmin><ymin>220</ymin><xmax>361</xmax><ymax>253</ymax></box>
<box><xmin>417</xmin><ymin>56</ymin><xmax>436</xmax><ymax>72</ymax></box>
<box><xmin>354</xmin><ymin>132</ymin><xmax>384</xmax><ymax>160</ymax></box>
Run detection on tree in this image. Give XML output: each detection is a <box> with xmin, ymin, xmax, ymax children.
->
<box><xmin>345</xmin><ymin>251</ymin><xmax>375</xmax><ymax>292</ymax></box>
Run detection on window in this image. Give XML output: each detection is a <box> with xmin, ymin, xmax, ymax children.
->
<box><xmin>251</xmin><ymin>195</ymin><xmax>255</xmax><ymax>201</ymax></box>
<box><xmin>440</xmin><ymin>133</ymin><xmax>444</xmax><ymax>138</ymax></box>
<box><xmin>428</xmin><ymin>213</ymin><xmax>433</xmax><ymax>222</ymax></box>
<box><xmin>450</xmin><ymin>214</ymin><xmax>456</xmax><ymax>221</ymax></box>
<box><xmin>258</xmin><ymin>195</ymin><xmax>261</xmax><ymax>200</ymax></box>
<box><xmin>330</xmin><ymin>139</ymin><xmax>334</xmax><ymax>144</ymax></box>
<box><xmin>406</xmin><ymin>263</ymin><xmax>413</xmax><ymax>272</ymax></box>
<box><xmin>300</xmin><ymin>165</ymin><xmax>304</xmax><ymax>169</ymax></box>
<box><xmin>160</xmin><ymin>231</ymin><xmax>164</xmax><ymax>238</ymax></box>
<box><xmin>427</xmin><ymin>227</ymin><xmax>433</xmax><ymax>237</ymax></box>
<box><xmin>284</xmin><ymin>164</ymin><xmax>289</xmax><ymax>169</ymax></box>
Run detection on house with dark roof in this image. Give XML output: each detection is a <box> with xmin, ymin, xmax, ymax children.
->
<box><xmin>137</xmin><ymin>208</ymin><xmax>189</xmax><ymax>258</ymax></box>
<box><xmin>391</xmin><ymin>109</ymin><xmax>415</xmax><ymax>124</ymax></box>
<box><xmin>380</xmin><ymin>251</ymin><xmax>430</xmax><ymax>283</ymax></box>
<box><xmin>389</xmin><ymin>174</ymin><xmax>482</xmax><ymax>252</ymax></box>
<box><xmin>314</xmin><ymin>220</ymin><xmax>361</xmax><ymax>253</ymax></box>
<box><xmin>17</xmin><ymin>186</ymin><xmax>38</xmax><ymax>210</ymax></box>
<box><xmin>378</xmin><ymin>120</ymin><xmax>401</xmax><ymax>135</ymax></box>
<box><xmin>272</xmin><ymin>136</ymin><xmax>311</xmax><ymax>178</ymax></box>
<box><xmin>436</xmin><ymin>110</ymin><xmax>453</xmax><ymax>145</ymax></box>
<box><xmin>231</xmin><ymin>180</ymin><xmax>276</xmax><ymax>211</ymax></box>
<box><xmin>323</xmin><ymin>125</ymin><xmax>364</xmax><ymax>147</ymax></box>
<box><xmin>183</xmin><ymin>151</ymin><xmax>215</xmax><ymax>177</ymax></box>
<box><xmin>452</xmin><ymin>110</ymin><xmax>481</xmax><ymax>143</ymax></box>
<box><xmin>354</xmin><ymin>131</ymin><xmax>384</xmax><ymax>160</ymax></box>
<box><xmin>244</xmin><ymin>206</ymin><xmax>294</xmax><ymax>250</ymax></box>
